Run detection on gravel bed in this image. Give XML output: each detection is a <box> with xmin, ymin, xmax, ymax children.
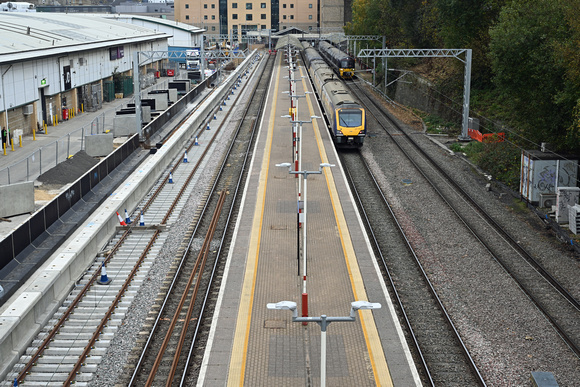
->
<box><xmin>89</xmin><ymin>61</ymin><xmax>263</xmax><ymax>386</ymax></box>
<box><xmin>361</xmin><ymin>88</ymin><xmax>580</xmax><ymax>386</ymax></box>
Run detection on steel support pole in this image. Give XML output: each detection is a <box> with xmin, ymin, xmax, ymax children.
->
<box><xmin>320</xmin><ymin>315</ymin><xmax>327</xmax><ymax>387</ymax></box>
<box><xmin>460</xmin><ymin>49</ymin><xmax>473</xmax><ymax>140</ymax></box>
<box><xmin>382</xmin><ymin>36</ymin><xmax>387</xmax><ymax>92</ymax></box>
<box><xmin>133</xmin><ymin>51</ymin><xmax>142</xmax><ymax>141</ymax></box>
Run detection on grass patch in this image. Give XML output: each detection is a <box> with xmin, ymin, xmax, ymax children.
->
<box><xmin>414</xmin><ymin>110</ymin><xmax>460</xmax><ymax>135</ymax></box>
<box><xmin>510</xmin><ymin>198</ymin><xmax>528</xmax><ymax>213</ymax></box>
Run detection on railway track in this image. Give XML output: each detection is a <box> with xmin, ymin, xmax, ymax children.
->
<box><xmin>5</xmin><ymin>56</ymin><xmax>264</xmax><ymax>386</ymax></box>
<box><xmin>124</xmin><ymin>54</ymin><xmax>274</xmax><ymax>386</ymax></box>
<box><xmin>341</xmin><ymin>146</ymin><xmax>485</xmax><ymax>386</ymax></box>
<box><xmin>344</xmin><ymin>78</ymin><xmax>580</xmax><ymax>380</ymax></box>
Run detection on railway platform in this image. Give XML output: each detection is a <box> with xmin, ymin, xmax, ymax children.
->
<box><xmin>198</xmin><ymin>50</ymin><xmax>421</xmax><ymax>385</ymax></box>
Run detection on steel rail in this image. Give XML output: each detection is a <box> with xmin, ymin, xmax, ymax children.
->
<box><xmin>165</xmin><ymin>191</ymin><xmax>227</xmax><ymax>386</ymax></box>
<box><xmin>179</xmin><ymin>54</ymin><xmax>274</xmax><ymax>385</ymax></box>
<box><xmin>342</xmin><ymin>154</ymin><xmax>485</xmax><ymax>386</ymax></box>
<box><xmin>144</xmin><ymin>191</ymin><xmax>226</xmax><ymax>387</ymax></box>
<box><xmin>128</xmin><ymin>54</ymin><xmax>267</xmax><ymax>386</ymax></box>
<box><xmin>349</xmin><ymin>78</ymin><xmax>580</xmax><ymax>358</ymax></box>
<box><xmin>63</xmin><ymin>230</ymin><xmax>161</xmax><ymax>385</ymax></box>
<box><xmin>16</xmin><ymin>78</ymin><xmax>233</xmax><ymax>385</ymax></box>
<box><xmin>15</xmin><ymin>224</ymin><xmax>132</xmax><ymax>384</ymax></box>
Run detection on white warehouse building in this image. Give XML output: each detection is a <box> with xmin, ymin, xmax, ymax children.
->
<box><xmin>0</xmin><ymin>13</ymin><xmax>202</xmax><ymax>137</ymax></box>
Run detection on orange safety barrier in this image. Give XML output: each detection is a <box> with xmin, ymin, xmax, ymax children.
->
<box><xmin>468</xmin><ymin>128</ymin><xmax>505</xmax><ymax>143</ymax></box>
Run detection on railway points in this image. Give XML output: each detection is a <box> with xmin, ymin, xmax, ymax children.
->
<box><xmin>197</xmin><ymin>48</ymin><xmax>420</xmax><ymax>385</ymax></box>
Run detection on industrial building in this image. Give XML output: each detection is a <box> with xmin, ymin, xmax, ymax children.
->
<box><xmin>0</xmin><ymin>13</ymin><xmax>202</xmax><ymax>139</ymax></box>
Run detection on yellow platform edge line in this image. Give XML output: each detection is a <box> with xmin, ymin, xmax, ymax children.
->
<box><xmin>301</xmin><ymin>68</ymin><xmax>394</xmax><ymax>387</ymax></box>
<box><xmin>227</xmin><ymin>53</ymin><xmax>281</xmax><ymax>386</ymax></box>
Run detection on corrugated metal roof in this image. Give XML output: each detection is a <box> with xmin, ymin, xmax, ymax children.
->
<box><xmin>0</xmin><ymin>13</ymin><xmax>170</xmax><ymax>63</ymax></box>
<box><xmin>104</xmin><ymin>14</ymin><xmax>204</xmax><ymax>34</ymax></box>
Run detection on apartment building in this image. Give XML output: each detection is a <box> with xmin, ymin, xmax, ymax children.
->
<box><xmin>175</xmin><ymin>0</ymin><xmax>347</xmax><ymax>36</ymax></box>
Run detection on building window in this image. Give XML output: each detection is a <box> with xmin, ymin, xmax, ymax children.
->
<box><xmin>246</xmin><ymin>14</ymin><xmax>253</xmax><ymax>20</ymax></box>
<box><xmin>212</xmin><ymin>26</ymin><xmax>216</xmax><ymax>30</ymax></box>
<box><xmin>204</xmin><ymin>4</ymin><xmax>207</xmax><ymax>8</ymax></box>
<box><xmin>261</xmin><ymin>2</ymin><xmax>266</xmax><ymax>8</ymax></box>
<box><xmin>309</xmin><ymin>3</ymin><xmax>312</xmax><ymax>8</ymax></box>
<box><xmin>185</xmin><ymin>4</ymin><xmax>189</xmax><ymax>8</ymax></box>
<box><xmin>282</xmin><ymin>4</ymin><xmax>286</xmax><ymax>8</ymax></box>
<box><xmin>261</xmin><ymin>13</ymin><xmax>266</xmax><ymax>19</ymax></box>
<box><xmin>262</xmin><ymin>24</ymin><xmax>266</xmax><ymax>29</ymax></box>
<box><xmin>185</xmin><ymin>15</ymin><xmax>190</xmax><ymax>19</ymax></box>
<box><xmin>290</xmin><ymin>14</ymin><xmax>293</xmax><ymax>19</ymax></box>
<box><xmin>204</xmin><ymin>15</ymin><xmax>208</xmax><ymax>19</ymax></box>
<box><xmin>283</xmin><ymin>15</ymin><xmax>286</xmax><ymax>19</ymax></box>
<box><xmin>211</xmin><ymin>4</ymin><xmax>215</xmax><ymax>8</ymax></box>
<box><xmin>308</xmin><ymin>15</ymin><xmax>312</xmax><ymax>19</ymax></box>
<box><xmin>233</xmin><ymin>13</ymin><xmax>238</xmax><ymax>19</ymax></box>
<box><xmin>232</xmin><ymin>3</ymin><xmax>237</xmax><ymax>8</ymax></box>
<box><xmin>283</xmin><ymin>26</ymin><xmax>287</xmax><ymax>29</ymax></box>
<box><xmin>246</xmin><ymin>3</ymin><xmax>252</xmax><ymax>9</ymax></box>
<box><xmin>290</xmin><ymin>4</ymin><xmax>294</xmax><ymax>8</ymax></box>
<box><xmin>212</xmin><ymin>15</ymin><xmax>215</xmax><ymax>19</ymax></box>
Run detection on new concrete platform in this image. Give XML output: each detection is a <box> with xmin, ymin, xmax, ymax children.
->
<box><xmin>198</xmin><ymin>51</ymin><xmax>421</xmax><ymax>386</ymax></box>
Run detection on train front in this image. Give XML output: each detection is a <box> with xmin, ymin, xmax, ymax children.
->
<box><xmin>334</xmin><ymin>104</ymin><xmax>365</xmax><ymax>148</ymax></box>
<box><xmin>339</xmin><ymin>58</ymin><xmax>356</xmax><ymax>79</ymax></box>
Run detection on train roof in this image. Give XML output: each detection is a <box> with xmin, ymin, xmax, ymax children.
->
<box><xmin>319</xmin><ymin>40</ymin><xmax>351</xmax><ymax>61</ymax></box>
<box><xmin>324</xmin><ymin>80</ymin><xmax>358</xmax><ymax>106</ymax></box>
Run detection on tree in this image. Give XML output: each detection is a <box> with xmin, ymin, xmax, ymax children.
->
<box><xmin>489</xmin><ymin>0</ymin><xmax>575</xmax><ymax>149</ymax></box>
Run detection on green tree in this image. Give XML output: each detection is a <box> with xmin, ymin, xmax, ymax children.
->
<box><xmin>489</xmin><ymin>0</ymin><xmax>576</xmax><ymax>149</ymax></box>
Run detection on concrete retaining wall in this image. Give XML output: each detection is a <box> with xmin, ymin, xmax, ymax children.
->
<box><xmin>0</xmin><ymin>182</ymin><xmax>34</xmax><ymax>218</ymax></box>
<box><xmin>393</xmin><ymin>73</ymin><xmax>461</xmax><ymax>124</ymax></box>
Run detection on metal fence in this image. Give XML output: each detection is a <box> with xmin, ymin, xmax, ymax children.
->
<box><xmin>0</xmin><ymin>78</ymin><xmax>177</xmax><ymax>186</ymax></box>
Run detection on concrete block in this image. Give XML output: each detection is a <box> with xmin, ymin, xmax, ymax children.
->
<box><xmin>147</xmin><ymin>93</ymin><xmax>168</xmax><ymax>111</ymax></box>
<box><xmin>0</xmin><ymin>181</ymin><xmax>34</xmax><ymax>218</ymax></box>
<box><xmin>85</xmin><ymin>133</ymin><xmax>113</xmax><ymax>157</ymax></box>
<box><xmin>113</xmin><ymin>115</ymin><xmax>138</xmax><ymax>137</ymax></box>
<box><xmin>168</xmin><ymin>89</ymin><xmax>178</xmax><ymax>103</ymax></box>
<box><xmin>142</xmin><ymin>105</ymin><xmax>151</xmax><ymax>123</ymax></box>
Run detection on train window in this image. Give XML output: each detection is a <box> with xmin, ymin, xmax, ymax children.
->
<box><xmin>341</xmin><ymin>59</ymin><xmax>354</xmax><ymax>68</ymax></box>
<box><xmin>339</xmin><ymin>110</ymin><xmax>362</xmax><ymax>127</ymax></box>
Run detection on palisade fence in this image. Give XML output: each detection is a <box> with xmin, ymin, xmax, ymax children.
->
<box><xmin>0</xmin><ymin>78</ymin><xmax>176</xmax><ymax>186</ymax></box>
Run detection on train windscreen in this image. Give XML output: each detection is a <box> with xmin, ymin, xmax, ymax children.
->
<box><xmin>338</xmin><ymin>109</ymin><xmax>363</xmax><ymax>127</ymax></box>
<box><xmin>341</xmin><ymin>59</ymin><xmax>355</xmax><ymax>68</ymax></box>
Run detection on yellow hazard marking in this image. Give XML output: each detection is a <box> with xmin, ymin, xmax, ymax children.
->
<box><xmin>227</xmin><ymin>54</ymin><xmax>281</xmax><ymax>386</ymax></box>
<box><xmin>300</xmin><ymin>67</ymin><xmax>394</xmax><ymax>387</ymax></box>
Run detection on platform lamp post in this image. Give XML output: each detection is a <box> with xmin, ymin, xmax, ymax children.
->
<box><xmin>267</xmin><ymin>300</ymin><xmax>382</xmax><ymax>387</ymax></box>
<box><xmin>276</xmin><ymin>162</ymin><xmax>334</xmax><ymax>322</ymax></box>
<box><xmin>282</xmin><ymin>88</ymin><xmax>309</xmax><ymax>162</ymax></box>
<box><xmin>281</xmin><ymin>113</ymin><xmax>319</xmax><ymax>219</ymax></box>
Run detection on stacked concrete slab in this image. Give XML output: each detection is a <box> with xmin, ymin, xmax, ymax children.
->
<box><xmin>0</xmin><ymin>182</ymin><xmax>34</xmax><ymax>218</ymax></box>
<box><xmin>85</xmin><ymin>133</ymin><xmax>114</xmax><ymax>157</ymax></box>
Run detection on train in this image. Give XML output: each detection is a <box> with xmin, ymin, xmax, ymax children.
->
<box><xmin>317</xmin><ymin>41</ymin><xmax>356</xmax><ymax>79</ymax></box>
<box><xmin>300</xmin><ymin>41</ymin><xmax>365</xmax><ymax>148</ymax></box>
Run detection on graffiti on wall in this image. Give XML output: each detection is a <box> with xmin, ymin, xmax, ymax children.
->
<box><xmin>536</xmin><ymin>165</ymin><xmax>556</xmax><ymax>193</ymax></box>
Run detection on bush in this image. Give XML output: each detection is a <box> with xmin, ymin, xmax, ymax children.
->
<box><xmin>475</xmin><ymin>141</ymin><xmax>521</xmax><ymax>188</ymax></box>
